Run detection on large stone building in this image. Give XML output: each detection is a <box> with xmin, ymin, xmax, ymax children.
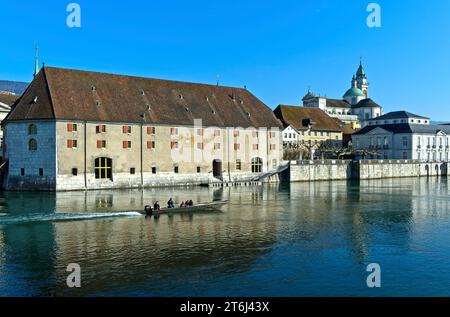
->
<box><xmin>2</xmin><ymin>67</ymin><xmax>283</xmax><ymax>191</ymax></box>
<box><xmin>352</xmin><ymin>111</ymin><xmax>450</xmax><ymax>161</ymax></box>
<box><xmin>274</xmin><ymin>105</ymin><xmax>343</xmax><ymax>149</ymax></box>
<box><xmin>302</xmin><ymin>62</ymin><xmax>383</xmax><ymax>127</ymax></box>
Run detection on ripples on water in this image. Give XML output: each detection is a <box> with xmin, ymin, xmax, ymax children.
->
<box><xmin>1</xmin><ymin>178</ymin><xmax>450</xmax><ymax>296</ymax></box>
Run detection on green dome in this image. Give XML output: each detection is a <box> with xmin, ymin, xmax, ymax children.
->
<box><xmin>343</xmin><ymin>87</ymin><xmax>364</xmax><ymax>98</ymax></box>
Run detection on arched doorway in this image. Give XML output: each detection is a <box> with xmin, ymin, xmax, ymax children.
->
<box><xmin>251</xmin><ymin>157</ymin><xmax>263</xmax><ymax>173</ymax></box>
<box><xmin>213</xmin><ymin>159</ymin><xmax>222</xmax><ymax>179</ymax></box>
<box><xmin>95</xmin><ymin>157</ymin><xmax>113</xmax><ymax>180</ymax></box>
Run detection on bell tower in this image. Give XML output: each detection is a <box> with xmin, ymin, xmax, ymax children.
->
<box><xmin>356</xmin><ymin>59</ymin><xmax>369</xmax><ymax>98</ymax></box>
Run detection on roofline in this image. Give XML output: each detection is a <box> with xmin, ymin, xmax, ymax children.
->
<box><xmin>2</xmin><ymin>118</ymin><xmax>283</xmax><ymax>129</ymax></box>
<box><xmin>43</xmin><ymin>65</ymin><xmax>251</xmax><ymax>92</ymax></box>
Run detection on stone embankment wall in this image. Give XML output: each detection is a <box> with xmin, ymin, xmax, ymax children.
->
<box><xmin>290</xmin><ymin>160</ymin><xmax>449</xmax><ymax>182</ymax></box>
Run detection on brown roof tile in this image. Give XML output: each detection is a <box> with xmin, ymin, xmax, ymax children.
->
<box><xmin>6</xmin><ymin>67</ymin><xmax>282</xmax><ymax>129</ymax></box>
<box><xmin>0</xmin><ymin>92</ymin><xmax>19</xmax><ymax>107</ymax></box>
<box><xmin>273</xmin><ymin>105</ymin><xmax>342</xmax><ymax>132</ymax></box>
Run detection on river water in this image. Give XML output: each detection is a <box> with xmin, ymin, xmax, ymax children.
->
<box><xmin>1</xmin><ymin>177</ymin><xmax>450</xmax><ymax>296</ymax></box>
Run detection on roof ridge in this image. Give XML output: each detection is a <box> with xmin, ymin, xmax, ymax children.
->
<box><xmin>45</xmin><ymin>66</ymin><xmax>249</xmax><ymax>91</ymax></box>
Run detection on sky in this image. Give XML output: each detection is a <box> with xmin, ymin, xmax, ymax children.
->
<box><xmin>1</xmin><ymin>0</ymin><xmax>450</xmax><ymax>120</ymax></box>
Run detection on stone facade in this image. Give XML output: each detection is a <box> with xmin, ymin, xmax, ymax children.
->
<box><xmin>290</xmin><ymin>160</ymin><xmax>449</xmax><ymax>182</ymax></box>
<box><xmin>4</xmin><ymin>120</ymin><xmax>282</xmax><ymax>191</ymax></box>
<box><xmin>4</xmin><ymin>121</ymin><xmax>57</xmax><ymax>190</ymax></box>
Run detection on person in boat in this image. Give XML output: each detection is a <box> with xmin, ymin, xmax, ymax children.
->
<box><xmin>180</xmin><ymin>201</ymin><xmax>186</xmax><ymax>208</ymax></box>
<box><xmin>168</xmin><ymin>198</ymin><xmax>175</xmax><ymax>209</ymax></box>
<box><xmin>144</xmin><ymin>205</ymin><xmax>153</xmax><ymax>216</ymax></box>
<box><xmin>154</xmin><ymin>201</ymin><xmax>161</xmax><ymax>211</ymax></box>
<box><xmin>187</xmin><ymin>200</ymin><xmax>194</xmax><ymax>207</ymax></box>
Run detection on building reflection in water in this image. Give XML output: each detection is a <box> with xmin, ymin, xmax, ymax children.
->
<box><xmin>0</xmin><ymin>178</ymin><xmax>449</xmax><ymax>296</ymax></box>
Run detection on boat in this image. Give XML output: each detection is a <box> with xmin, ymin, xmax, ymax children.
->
<box><xmin>140</xmin><ymin>200</ymin><xmax>228</xmax><ymax>216</ymax></box>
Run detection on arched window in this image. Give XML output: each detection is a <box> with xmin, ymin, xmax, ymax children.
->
<box><xmin>28</xmin><ymin>124</ymin><xmax>37</xmax><ymax>135</ymax></box>
<box><xmin>95</xmin><ymin>157</ymin><xmax>113</xmax><ymax>180</ymax></box>
<box><xmin>251</xmin><ymin>157</ymin><xmax>263</xmax><ymax>173</ymax></box>
<box><xmin>29</xmin><ymin>139</ymin><xmax>38</xmax><ymax>151</ymax></box>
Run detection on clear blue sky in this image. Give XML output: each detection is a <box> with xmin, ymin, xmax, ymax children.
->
<box><xmin>1</xmin><ymin>0</ymin><xmax>450</xmax><ymax>120</ymax></box>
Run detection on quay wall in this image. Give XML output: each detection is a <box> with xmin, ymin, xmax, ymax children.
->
<box><xmin>290</xmin><ymin>160</ymin><xmax>449</xmax><ymax>182</ymax></box>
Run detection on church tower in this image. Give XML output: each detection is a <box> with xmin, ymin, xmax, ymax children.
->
<box><xmin>356</xmin><ymin>60</ymin><xmax>369</xmax><ymax>98</ymax></box>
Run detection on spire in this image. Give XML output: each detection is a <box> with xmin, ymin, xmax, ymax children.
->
<box><xmin>34</xmin><ymin>46</ymin><xmax>39</xmax><ymax>78</ymax></box>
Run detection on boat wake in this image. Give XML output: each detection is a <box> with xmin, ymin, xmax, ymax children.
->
<box><xmin>0</xmin><ymin>211</ymin><xmax>142</xmax><ymax>225</ymax></box>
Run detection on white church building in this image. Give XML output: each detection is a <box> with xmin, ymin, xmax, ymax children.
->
<box><xmin>302</xmin><ymin>61</ymin><xmax>383</xmax><ymax>127</ymax></box>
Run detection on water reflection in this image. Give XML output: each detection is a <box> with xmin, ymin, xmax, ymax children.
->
<box><xmin>0</xmin><ymin>178</ymin><xmax>450</xmax><ymax>296</ymax></box>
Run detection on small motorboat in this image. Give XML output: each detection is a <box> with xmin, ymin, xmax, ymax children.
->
<box><xmin>140</xmin><ymin>200</ymin><xmax>228</xmax><ymax>216</ymax></box>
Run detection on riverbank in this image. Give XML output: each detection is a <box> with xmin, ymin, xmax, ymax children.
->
<box><xmin>289</xmin><ymin>160</ymin><xmax>449</xmax><ymax>182</ymax></box>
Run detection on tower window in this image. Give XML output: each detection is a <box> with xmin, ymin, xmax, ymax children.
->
<box><xmin>20</xmin><ymin>168</ymin><xmax>25</xmax><ymax>177</ymax></box>
<box><xmin>29</xmin><ymin>139</ymin><xmax>38</xmax><ymax>151</ymax></box>
<box><xmin>39</xmin><ymin>168</ymin><xmax>44</xmax><ymax>176</ymax></box>
<box><xmin>28</xmin><ymin>124</ymin><xmax>37</xmax><ymax>135</ymax></box>
<box><xmin>72</xmin><ymin>168</ymin><xmax>78</xmax><ymax>176</ymax></box>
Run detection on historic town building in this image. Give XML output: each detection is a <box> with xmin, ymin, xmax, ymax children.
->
<box><xmin>0</xmin><ymin>92</ymin><xmax>19</xmax><ymax>159</ymax></box>
<box><xmin>302</xmin><ymin>61</ymin><xmax>383</xmax><ymax>127</ymax></box>
<box><xmin>352</xmin><ymin>111</ymin><xmax>450</xmax><ymax>161</ymax></box>
<box><xmin>2</xmin><ymin>67</ymin><xmax>283</xmax><ymax>191</ymax></box>
<box><xmin>274</xmin><ymin>105</ymin><xmax>343</xmax><ymax>148</ymax></box>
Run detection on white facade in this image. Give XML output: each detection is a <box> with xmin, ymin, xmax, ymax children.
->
<box><xmin>282</xmin><ymin>126</ymin><xmax>300</xmax><ymax>143</ymax></box>
<box><xmin>353</xmin><ymin>112</ymin><xmax>450</xmax><ymax>161</ymax></box>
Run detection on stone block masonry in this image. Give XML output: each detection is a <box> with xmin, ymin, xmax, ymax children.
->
<box><xmin>290</xmin><ymin>160</ymin><xmax>449</xmax><ymax>182</ymax></box>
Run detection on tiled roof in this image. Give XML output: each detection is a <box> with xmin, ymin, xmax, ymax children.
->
<box><xmin>5</xmin><ymin>67</ymin><xmax>282</xmax><ymax>128</ymax></box>
<box><xmin>0</xmin><ymin>92</ymin><xmax>18</xmax><ymax>106</ymax></box>
<box><xmin>326</xmin><ymin>98</ymin><xmax>352</xmax><ymax>109</ymax></box>
<box><xmin>353</xmin><ymin>98</ymin><xmax>381</xmax><ymax>109</ymax></box>
<box><xmin>354</xmin><ymin>123</ymin><xmax>450</xmax><ymax>135</ymax></box>
<box><xmin>273</xmin><ymin>105</ymin><xmax>342</xmax><ymax>132</ymax></box>
<box><xmin>368</xmin><ymin>111</ymin><xmax>429</xmax><ymax>121</ymax></box>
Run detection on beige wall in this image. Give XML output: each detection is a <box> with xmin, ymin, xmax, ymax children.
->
<box><xmin>56</xmin><ymin>121</ymin><xmax>282</xmax><ymax>189</ymax></box>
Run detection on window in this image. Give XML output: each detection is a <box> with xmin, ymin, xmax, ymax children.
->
<box><xmin>152</xmin><ymin>166</ymin><xmax>157</xmax><ymax>174</ymax></box>
<box><xmin>252</xmin><ymin>131</ymin><xmax>259</xmax><ymax>138</ymax></box>
<box><xmin>171</xmin><ymin>141</ymin><xmax>179</xmax><ymax>149</ymax></box>
<box><xmin>39</xmin><ymin>168</ymin><xmax>44</xmax><ymax>176</ymax></box>
<box><xmin>403</xmin><ymin>136</ymin><xmax>408</xmax><ymax>148</ymax></box>
<box><xmin>251</xmin><ymin>157</ymin><xmax>263</xmax><ymax>173</ymax></box>
<box><xmin>253</xmin><ymin>144</ymin><xmax>259</xmax><ymax>151</ymax></box>
<box><xmin>403</xmin><ymin>152</ymin><xmax>408</xmax><ymax>160</ymax></box>
<box><xmin>28</xmin><ymin>124</ymin><xmax>37</xmax><ymax>135</ymax></box>
<box><xmin>147</xmin><ymin>127</ymin><xmax>156</xmax><ymax>135</ymax></box>
<box><xmin>214</xmin><ymin>143</ymin><xmax>221</xmax><ymax>150</ymax></box>
<box><xmin>234</xmin><ymin>143</ymin><xmax>240</xmax><ymax>151</ymax></box>
<box><xmin>95</xmin><ymin>157</ymin><xmax>112</xmax><ymax>180</ymax></box>
<box><xmin>234</xmin><ymin>131</ymin><xmax>240</xmax><ymax>137</ymax></box>
<box><xmin>123</xmin><ymin>141</ymin><xmax>132</xmax><ymax>149</ymax></box>
<box><xmin>72</xmin><ymin>168</ymin><xmax>78</xmax><ymax>176</ymax></box>
<box><xmin>67</xmin><ymin>123</ymin><xmax>78</xmax><ymax>132</ymax></box>
<box><xmin>130</xmin><ymin>168</ymin><xmax>136</xmax><ymax>175</ymax></box>
<box><xmin>214</xmin><ymin>130</ymin><xmax>221</xmax><ymax>137</ymax></box>
<box><xmin>197</xmin><ymin>143</ymin><xmax>204</xmax><ymax>150</ymax></box>
<box><xmin>20</xmin><ymin>168</ymin><xmax>25</xmax><ymax>177</ymax></box>
<box><xmin>67</xmin><ymin>139</ymin><xmax>78</xmax><ymax>149</ymax></box>
<box><xmin>29</xmin><ymin>139</ymin><xmax>38</xmax><ymax>151</ymax></box>
<box><xmin>147</xmin><ymin>141</ymin><xmax>156</xmax><ymax>149</ymax></box>
<box><xmin>171</xmin><ymin>128</ymin><xmax>178</xmax><ymax>135</ymax></box>
<box><xmin>272</xmin><ymin>159</ymin><xmax>277</xmax><ymax>169</ymax></box>
<box><xmin>236</xmin><ymin>160</ymin><xmax>242</xmax><ymax>171</ymax></box>
<box><xmin>96</xmin><ymin>125</ymin><xmax>106</xmax><ymax>133</ymax></box>
<box><xmin>123</xmin><ymin>126</ymin><xmax>132</xmax><ymax>134</ymax></box>
<box><xmin>269</xmin><ymin>132</ymin><xmax>276</xmax><ymax>138</ymax></box>
<box><xmin>97</xmin><ymin>140</ymin><xmax>107</xmax><ymax>149</ymax></box>
<box><xmin>197</xmin><ymin>166</ymin><xmax>201</xmax><ymax>173</ymax></box>
<box><xmin>174</xmin><ymin>165</ymin><xmax>179</xmax><ymax>174</ymax></box>
<box><xmin>270</xmin><ymin>144</ymin><xmax>277</xmax><ymax>151</ymax></box>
